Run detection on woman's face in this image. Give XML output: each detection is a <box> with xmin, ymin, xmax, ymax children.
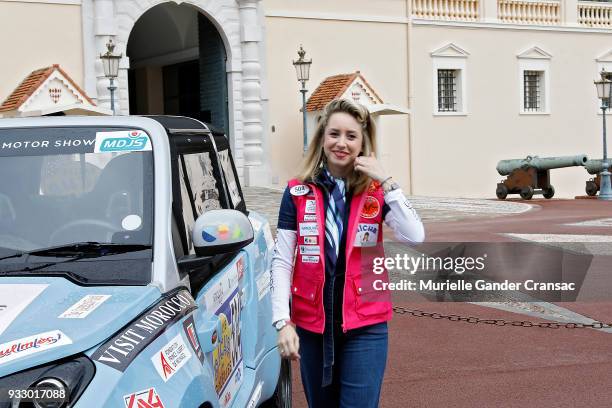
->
<box><xmin>322</xmin><ymin>112</ymin><xmax>363</xmax><ymax>177</ymax></box>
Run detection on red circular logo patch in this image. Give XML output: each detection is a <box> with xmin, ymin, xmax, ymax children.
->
<box><xmin>361</xmin><ymin>196</ymin><xmax>380</xmax><ymax>219</ymax></box>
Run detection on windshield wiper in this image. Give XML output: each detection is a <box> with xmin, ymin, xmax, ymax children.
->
<box><xmin>0</xmin><ymin>242</ymin><xmax>151</xmax><ymax>274</ymax></box>
<box><xmin>0</xmin><ymin>252</ymin><xmax>25</xmax><ymax>261</ymax></box>
<box><xmin>28</xmin><ymin>242</ymin><xmax>151</xmax><ymax>257</ymax></box>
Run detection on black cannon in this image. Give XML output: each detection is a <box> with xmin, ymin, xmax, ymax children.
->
<box><xmin>496</xmin><ymin>155</ymin><xmax>588</xmax><ymax>200</ymax></box>
<box><xmin>584</xmin><ymin>159</ymin><xmax>612</xmax><ymax>196</ymax></box>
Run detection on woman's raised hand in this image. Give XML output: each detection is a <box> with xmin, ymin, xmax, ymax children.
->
<box><xmin>277</xmin><ymin>324</ymin><xmax>300</xmax><ymax>360</ymax></box>
<box><xmin>353</xmin><ymin>152</ymin><xmax>388</xmax><ymax>182</ymax></box>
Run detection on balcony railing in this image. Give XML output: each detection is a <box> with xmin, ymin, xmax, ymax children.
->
<box><xmin>498</xmin><ymin>0</ymin><xmax>561</xmax><ymax>24</ymax></box>
<box><xmin>412</xmin><ymin>0</ymin><xmax>480</xmax><ymax>21</ymax></box>
<box><xmin>411</xmin><ymin>0</ymin><xmax>612</xmax><ymax>28</ymax></box>
<box><xmin>578</xmin><ymin>1</ymin><xmax>612</xmax><ymax>26</ymax></box>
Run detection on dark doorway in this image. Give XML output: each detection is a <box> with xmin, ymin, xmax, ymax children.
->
<box><xmin>127</xmin><ymin>2</ymin><xmax>228</xmax><ymax>132</ymax></box>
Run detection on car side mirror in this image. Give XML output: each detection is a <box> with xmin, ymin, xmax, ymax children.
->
<box><xmin>192</xmin><ymin>209</ymin><xmax>254</xmax><ymax>256</ymax></box>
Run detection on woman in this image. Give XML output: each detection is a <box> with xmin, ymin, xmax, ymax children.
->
<box><xmin>271</xmin><ymin>98</ymin><xmax>424</xmax><ymax>407</ymax></box>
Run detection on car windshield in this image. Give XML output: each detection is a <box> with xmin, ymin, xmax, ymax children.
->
<box><xmin>0</xmin><ymin>127</ymin><xmax>154</xmax><ymax>259</ymax></box>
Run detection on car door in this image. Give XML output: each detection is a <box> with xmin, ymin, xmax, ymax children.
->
<box><xmin>170</xmin><ymin>132</ymin><xmax>253</xmax><ymax>408</ymax></box>
<box><xmin>212</xmin><ymin>136</ymin><xmax>276</xmax><ymax>370</ymax></box>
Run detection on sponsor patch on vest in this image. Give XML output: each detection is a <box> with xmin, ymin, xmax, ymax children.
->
<box><xmin>303</xmin><ymin>214</ymin><xmax>317</xmax><ymax>221</ymax></box>
<box><xmin>354</xmin><ymin>223</ymin><xmax>379</xmax><ymax>247</ymax></box>
<box><xmin>290</xmin><ymin>185</ymin><xmax>310</xmax><ymax>196</ymax></box>
<box><xmin>304</xmin><ymin>236</ymin><xmax>317</xmax><ymax>245</ymax></box>
<box><xmin>361</xmin><ymin>196</ymin><xmax>380</xmax><ymax>219</ymax></box>
<box><xmin>305</xmin><ymin>199</ymin><xmax>316</xmax><ymax>214</ymax></box>
<box><xmin>301</xmin><ymin>255</ymin><xmax>320</xmax><ymax>263</ymax></box>
<box><xmin>299</xmin><ymin>222</ymin><xmax>319</xmax><ymax>236</ymax></box>
<box><xmin>299</xmin><ymin>245</ymin><xmax>320</xmax><ymax>255</ymax></box>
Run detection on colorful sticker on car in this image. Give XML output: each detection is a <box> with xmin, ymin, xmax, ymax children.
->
<box><xmin>91</xmin><ymin>290</ymin><xmax>196</xmax><ymax>372</ymax></box>
<box><xmin>151</xmin><ymin>333</ymin><xmax>192</xmax><ymax>382</ymax></box>
<box><xmin>123</xmin><ymin>387</ymin><xmax>165</xmax><ymax>408</ymax></box>
<box><xmin>58</xmin><ymin>294</ymin><xmax>110</xmax><ymax>319</ymax></box>
<box><xmin>203</xmin><ymin>255</ymin><xmax>244</xmax><ymax>408</ymax></box>
<box><xmin>183</xmin><ymin>316</ymin><xmax>204</xmax><ymax>364</ymax></box>
<box><xmin>0</xmin><ymin>330</ymin><xmax>72</xmax><ymax>365</ymax></box>
<box><xmin>0</xmin><ymin>284</ymin><xmax>48</xmax><ymax>336</ymax></box>
<box><xmin>246</xmin><ymin>380</ymin><xmax>264</xmax><ymax>408</ymax></box>
<box><xmin>94</xmin><ymin>130</ymin><xmax>152</xmax><ymax>153</ymax></box>
<box><xmin>256</xmin><ymin>270</ymin><xmax>271</xmax><ymax>301</ymax></box>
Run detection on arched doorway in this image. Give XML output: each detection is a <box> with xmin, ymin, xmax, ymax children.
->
<box><xmin>126</xmin><ymin>2</ymin><xmax>229</xmax><ymax>132</ymax></box>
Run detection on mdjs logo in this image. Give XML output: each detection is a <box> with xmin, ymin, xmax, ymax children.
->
<box><xmin>95</xmin><ymin>130</ymin><xmax>152</xmax><ymax>153</ymax></box>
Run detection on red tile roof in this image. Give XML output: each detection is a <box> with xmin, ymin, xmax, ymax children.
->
<box><xmin>0</xmin><ymin>64</ymin><xmax>95</xmax><ymax>113</ymax></box>
<box><xmin>305</xmin><ymin>71</ymin><xmax>383</xmax><ymax>112</ymax></box>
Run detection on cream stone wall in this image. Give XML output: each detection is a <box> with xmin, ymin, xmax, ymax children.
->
<box><xmin>263</xmin><ymin>2</ymin><xmax>412</xmax><ymax>191</ymax></box>
<box><xmin>411</xmin><ymin>25</ymin><xmax>610</xmax><ymax>198</ymax></box>
<box><xmin>0</xmin><ymin>1</ymin><xmax>83</xmax><ymax>103</ymax></box>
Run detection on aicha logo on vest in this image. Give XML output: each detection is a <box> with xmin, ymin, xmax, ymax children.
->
<box><xmin>354</xmin><ymin>223</ymin><xmax>378</xmax><ymax>247</ymax></box>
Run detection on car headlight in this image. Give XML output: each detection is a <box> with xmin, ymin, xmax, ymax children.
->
<box><xmin>0</xmin><ymin>356</ymin><xmax>94</xmax><ymax>408</ymax></box>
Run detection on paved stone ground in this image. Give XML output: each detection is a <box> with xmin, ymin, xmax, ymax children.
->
<box><xmin>243</xmin><ymin>186</ymin><xmax>532</xmax><ymax>236</ymax></box>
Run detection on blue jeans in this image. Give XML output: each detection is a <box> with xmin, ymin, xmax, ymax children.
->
<box><xmin>296</xmin><ymin>322</ymin><xmax>388</xmax><ymax>408</ymax></box>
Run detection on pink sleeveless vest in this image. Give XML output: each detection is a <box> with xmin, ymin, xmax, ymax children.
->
<box><xmin>287</xmin><ymin>178</ymin><xmax>392</xmax><ymax>333</ymax></box>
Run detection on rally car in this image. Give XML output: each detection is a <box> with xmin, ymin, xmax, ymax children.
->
<box><xmin>0</xmin><ymin>116</ymin><xmax>290</xmax><ymax>408</ymax></box>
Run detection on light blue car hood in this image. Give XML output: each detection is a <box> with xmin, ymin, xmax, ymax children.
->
<box><xmin>0</xmin><ymin>276</ymin><xmax>161</xmax><ymax>377</ymax></box>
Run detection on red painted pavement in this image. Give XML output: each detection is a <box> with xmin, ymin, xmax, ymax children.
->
<box><xmin>287</xmin><ymin>198</ymin><xmax>612</xmax><ymax>407</ymax></box>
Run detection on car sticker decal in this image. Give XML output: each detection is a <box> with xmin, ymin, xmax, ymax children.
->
<box><xmin>256</xmin><ymin>270</ymin><xmax>271</xmax><ymax>301</ymax></box>
<box><xmin>123</xmin><ymin>387</ymin><xmax>165</xmax><ymax>408</ymax></box>
<box><xmin>0</xmin><ymin>330</ymin><xmax>72</xmax><ymax>365</ymax></box>
<box><xmin>246</xmin><ymin>380</ymin><xmax>264</xmax><ymax>408</ymax></box>
<box><xmin>94</xmin><ymin>130</ymin><xmax>152</xmax><ymax>153</ymax></box>
<box><xmin>151</xmin><ymin>333</ymin><xmax>192</xmax><ymax>382</ymax></box>
<box><xmin>0</xmin><ymin>284</ymin><xmax>48</xmax><ymax>336</ymax></box>
<box><xmin>202</xmin><ymin>255</ymin><xmax>244</xmax><ymax>408</ymax></box>
<box><xmin>183</xmin><ymin>316</ymin><xmax>204</xmax><ymax>364</ymax></box>
<box><xmin>91</xmin><ymin>289</ymin><xmax>196</xmax><ymax>372</ymax></box>
<box><xmin>59</xmin><ymin>294</ymin><xmax>111</xmax><ymax>319</ymax></box>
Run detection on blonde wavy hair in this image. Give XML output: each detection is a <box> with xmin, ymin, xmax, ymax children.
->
<box><xmin>296</xmin><ymin>98</ymin><xmax>377</xmax><ymax>194</ymax></box>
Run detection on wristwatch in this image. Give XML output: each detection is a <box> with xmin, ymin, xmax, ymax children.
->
<box><xmin>383</xmin><ymin>181</ymin><xmax>400</xmax><ymax>195</ymax></box>
<box><xmin>273</xmin><ymin>319</ymin><xmax>290</xmax><ymax>331</ymax></box>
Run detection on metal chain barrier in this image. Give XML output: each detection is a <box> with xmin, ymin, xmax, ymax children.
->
<box><xmin>392</xmin><ymin>306</ymin><xmax>612</xmax><ymax>329</ymax></box>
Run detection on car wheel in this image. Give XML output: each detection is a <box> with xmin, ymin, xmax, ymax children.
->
<box><xmin>261</xmin><ymin>358</ymin><xmax>292</xmax><ymax>408</ymax></box>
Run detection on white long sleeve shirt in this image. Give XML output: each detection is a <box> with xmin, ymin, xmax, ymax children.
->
<box><xmin>270</xmin><ymin>188</ymin><xmax>424</xmax><ymax>324</ymax></box>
